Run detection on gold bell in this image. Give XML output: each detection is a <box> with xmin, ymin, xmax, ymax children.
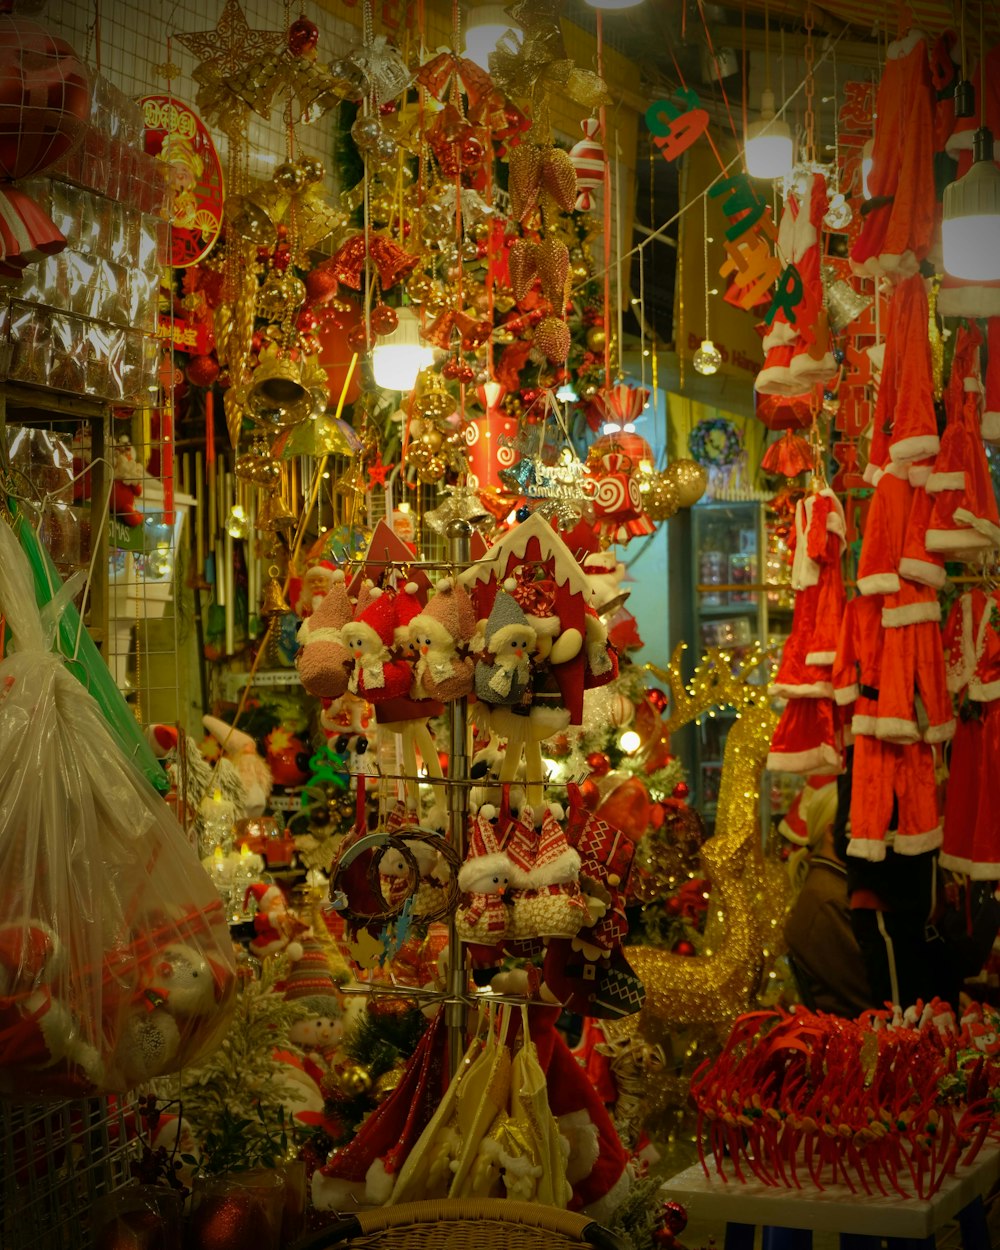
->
<box><xmin>257</xmin><ymin>490</ymin><xmax>297</xmax><ymax>532</ymax></box>
<box><xmin>261</xmin><ymin>574</ymin><xmax>291</xmax><ymax>617</ymax></box>
<box><xmin>245</xmin><ymin>357</ymin><xmax>312</xmax><ymax>428</ymax></box>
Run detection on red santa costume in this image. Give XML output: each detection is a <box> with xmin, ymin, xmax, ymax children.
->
<box><xmin>874</xmin><ymin>580</ymin><xmax>954</xmax><ymax>746</ymax></box>
<box><xmin>924</xmin><ymin>324</ymin><xmax>1000</xmax><ymax>560</ymax></box>
<box><xmin>767</xmin><ymin>489</ymin><xmax>846</xmax><ymax>775</ymax></box>
<box><xmin>940</xmin><ymin>589</ymin><xmax>1000</xmax><ymax>878</ymax></box>
<box><xmin>755</xmin><ymin>172</ymin><xmax>838</xmax><ymax>398</ymax></box>
<box><xmin>850</xmin><ymin>29</ymin><xmax>936</xmax><ymax>281</ymax></box>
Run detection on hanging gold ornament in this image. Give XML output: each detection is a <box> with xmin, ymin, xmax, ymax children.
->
<box><xmin>417</xmin><ymin>454</ymin><xmax>447</xmax><ymax>483</ymax></box>
<box><xmin>406</xmin><ymin>272</ymin><xmax>433</xmax><ymax>303</ymax></box>
<box><xmin>663</xmin><ymin>458</ymin><xmax>708</xmax><ymax>508</ymax></box>
<box><xmin>257</xmin><ymin>490</ymin><xmax>297</xmax><ymax>531</ymax></box>
<box><xmin>628</xmin><ymin>645</ymin><xmax>782</xmax><ymax>1037</ymax></box>
<box><xmin>586</xmin><ymin>326</ymin><xmax>607</xmax><ymax>353</ymax></box>
<box><xmin>643</xmin><ymin>473</ymin><xmax>681</xmax><ymax>522</ymax></box>
<box><xmin>260</xmin><ymin>568</ymin><xmax>291</xmax><ymax>616</ymax></box>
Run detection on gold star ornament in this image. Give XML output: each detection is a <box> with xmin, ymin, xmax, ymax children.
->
<box><xmin>174</xmin><ymin>0</ymin><xmax>284</xmax><ymax>80</ymax></box>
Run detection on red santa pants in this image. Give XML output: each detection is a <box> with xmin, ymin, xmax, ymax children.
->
<box><xmin>848</xmin><ymin>735</ymin><xmax>941</xmax><ymax>860</ymax></box>
<box><xmin>876</xmin><ymin>617</ymin><xmax>954</xmax><ymax>744</ymax></box>
<box><xmin>768</xmin><ymin>697</ymin><xmax>841</xmax><ymax>775</ymax></box>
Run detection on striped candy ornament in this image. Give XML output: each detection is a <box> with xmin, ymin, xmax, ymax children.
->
<box><xmin>569</xmin><ymin>118</ymin><xmax>605</xmax><ymax>211</ymax></box>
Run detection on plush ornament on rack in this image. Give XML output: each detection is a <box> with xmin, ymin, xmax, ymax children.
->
<box><xmin>0</xmin><ymin>16</ymin><xmax>89</xmax><ymax>277</ymax></box>
<box><xmin>202</xmin><ymin>715</ymin><xmax>273</xmax><ymax>816</ymax></box>
<box><xmin>71</xmin><ymin>430</ymin><xmax>148</xmax><ymax>528</ymax></box>
<box><xmin>474</xmin><ymin>590</ymin><xmax>537</xmax><ymax>708</ymax></box>
<box><xmin>0</xmin><ymin>919</ymin><xmax>102</xmax><ymax>1088</ymax></box>
<box><xmin>408</xmin><ymin>578</ymin><xmax>477</xmax><ymax>703</ymax></box>
<box><xmin>340</xmin><ymin>587</ymin><xmax>412</xmax><ymax>704</ymax></box>
<box><xmin>296</xmin><ymin>568</ymin><xmax>355</xmax><ymax>700</ymax></box>
<box><xmin>245</xmin><ymin>883</ymin><xmax>308</xmax><ymax>962</ymax></box>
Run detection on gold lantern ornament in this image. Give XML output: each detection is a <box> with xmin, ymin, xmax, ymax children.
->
<box><xmin>663</xmin><ymin>458</ymin><xmax>708</xmax><ymax>508</ymax></box>
<box><xmin>643</xmin><ymin>472</ymin><xmax>681</xmax><ymax>522</ymax></box>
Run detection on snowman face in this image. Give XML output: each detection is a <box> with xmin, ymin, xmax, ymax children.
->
<box><xmin>412</xmin><ymin>630</ymin><xmax>440</xmax><ymax>657</ymax></box>
<box><xmin>501</xmin><ymin>628</ymin><xmax>534</xmax><ymax>660</ymax></box>
<box><xmin>490</xmin><ymin>872</ymin><xmax>509</xmax><ymax>892</ymax></box>
<box><xmin>342</xmin><ymin>627</ymin><xmax>377</xmax><ymax>659</ymax></box>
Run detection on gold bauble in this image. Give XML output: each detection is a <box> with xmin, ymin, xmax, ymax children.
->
<box><xmin>337</xmin><ymin>1062</ymin><xmax>372</xmax><ymax>1096</ymax></box>
<box><xmin>417</xmin><ymin>454</ymin><xmax>446</xmax><ymax>483</ymax></box>
<box><xmin>586</xmin><ymin>326</ymin><xmax>607</xmax><ymax>352</ymax></box>
<box><xmin>406</xmin><ymin>442</ymin><xmax>432</xmax><ymax>469</ymax></box>
<box><xmin>299</xmin><ymin>157</ymin><xmax>325</xmax><ymax>184</ymax></box>
<box><xmin>421</xmin><ymin>428</ymin><xmax>443</xmax><ymax>452</ymax></box>
<box><xmin>373</xmin><ymin>1062</ymin><xmax>406</xmax><ymax>1103</ymax></box>
<box><xmin>644</xmin><ymin>473</ymin><xmax>681</xmax><ymax>522</ymax></box>
<box><xmin>424</xmin><ymin>284</ymin><xmax>447</xmax><ymax>314</ymax></box>
<box><xmin>406</xmin><ymin>272</ymin><xmax>432</xmax><ymax>302</ymax></box>
<box><xmin>414</xmin><ymin>385</ymin><xmax>456</xmax><ymax>422</ymax></box>
<box><xmin>664</xmin><ymin>458</ymin><xmax>708</xmax><ymax>508</ymax></box>
<box><xmin>273</xmin><ymin>161</ymin><xmax>307</xmax><ymax>192</ymax></box>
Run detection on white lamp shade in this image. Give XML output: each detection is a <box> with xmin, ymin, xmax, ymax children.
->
<box><xmin>585</xmin><ymin>0</ymin><xmax>643</xmax><ymax>8</ymax></box>
<box><xmin>942</xmin><ymin>157</ymin><xmax>1000</xmax><ymax>281</ymax></box>
<box><xmin>372</xmin><ymin>308</ymin><xmax>435</xmax><ymax>391</ymax></box>
<box><xmin>744</xmin><ymin>88</ymin><xmax>794</xmax><ymax>180</ymax></box>
<box><xmin>464</xmin><ymin>5</ymin><xmax>519</xmax><ymax>71</ymax></box>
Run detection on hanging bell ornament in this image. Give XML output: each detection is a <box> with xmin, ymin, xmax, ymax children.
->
<box><xmin>822</xmin><ymin>265</ymin><xmax>872</xmax><ymax>333</ymax></box>
<box><xmin>261</xmin><ymin>568</ymin><xmax>292</xmax><ymax>617</ymax></box>
<box><xmin>257</xmin><ymin>491</ymin><xmax>297</xmax><ymax>532</ymax></box>
<box><xmin>245</xmin><ymin>356</ymin><xmax>312</xmax><ymax>428</ymax></box>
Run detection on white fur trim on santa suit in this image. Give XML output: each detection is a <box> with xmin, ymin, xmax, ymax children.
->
<box><xmin>834</xmin><ymin>683</ymin><xmax>860</xmax><ymax>706</ymax></box>
<box><xmin>892</xmin><ymin>825</ymin><xmax>944</xmax><ymax>855</ymax></box>
<box><xmin>862</xmin><ymin>461</ymin><xmax>884</xmax><ymax>487</ymax></box>
<box><xmin>852</xmin><ymin>250</ymin><xmax>920</xmax><ymax>281</ymax></box>
<box><xmin>874</xmin><ymin>716</ymin><xmax>919</xmax><ymax>744</ymax></box>
<box><xmin>889</xmin><ymin>433</ymin><xmax>940</xmax><ymax>465</ymax></box>
<box><xmin>923</xmin><ymin>719</ymin><xmax>956</xmax><ymax>744</ymax></box>
<box><xmin>525</xmin><ymin>613</ymin><xmax>562</xmax><ymax>638</ymax></box>
<box><xmin>982</xmin><ymin>410</ymin><xmax>1000</xmax><ymax>444</ymax></box>
<box><xmin>898</xmin><ymin>556</ymin><xmax>947</xmax><ymax>589</ymax></box>
<box><xmin>789</xmin><ymin>350</ymin><xmax>838</xmax><ymax>388</ymax></box>
<box><xmin>856</xmin><ymin>571</ymin><xmax>901</xmax><ymax>596</ymax></box>
<box><xmin>926</xmin><ymin>470</ymin><xmax>967</xmax><ymax>493</ymax></box>
<box><xmin>804</xmin><ymin>648</ymin><xmax>837</xmax><ymax>665</ymax></box>
<box><xmin>770</xmin><ymin>680</ymin><xmax>835</xmax><ymax>699</ymax></box>
<box><xmin>888</xmin><ymin>28</ymin><xmax>924</xmax><ymax>58</ymax></box>
<box><xmin>851</xmin><ymin>712</ymin><xmax>878</xmax><ymax>736</ymax></box>
<box><xmin>881</xmin><ymin>600</ymin><xmax>942</xmax><ymax>627</ymax></box>
<box><xmin>936</xmin><ymin>284</ymin><xmax>1000</xmax><ymax>321</ymax></box>
<box><xmin>766</xmin><ymin>743</ymin><xmax>842</xmax><ymax>774</ymax></box>
<box><xmin>925</xmin><ymin>524</ymin><xmax>1000</xmax><ymax>554</ymax></box>
<box><xmin>969</xmin><ymin>677</ymin><xmax>1000</xmax><ymax>702</ymax></box>
<box><xmin>761</xmin><ymin>320</ymin><xmax>800</xmax><ymax>352</ymax></box>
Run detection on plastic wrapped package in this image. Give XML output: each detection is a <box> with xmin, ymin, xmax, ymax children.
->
<box><xmin>0</xmin><ymin>517</ymin><xmax>236</xmax><ymax>1098</ymax></box>
<box><xmin>9</xmin><ymin>302</ymin><xmax>51</xmax><ymax>387</ymax></box>
<box><xmin>5</xmin><ymin>430</ymin><xmax>82</xmax><ymax>570</ymax></box>
<box><xmin>48</xmin><ymin>312</ymin><xmax>87</xmax><ymax>394</ymax></box>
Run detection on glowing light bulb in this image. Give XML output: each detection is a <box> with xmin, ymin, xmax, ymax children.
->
<box><xmin>744</xmin><ymin>90</ymin><xmax>794</xmax><ymax>180</ymax></box>
<box><xmin>619</xmin><ymin>729</ymin><xmax>641</xmax><ymax>753</ymax></box>
<box><xmin>942</xmin><ymin>129</ymin><xmax>1000</xmax><ymax>281</ymax></box>
<box><xmin>693</xmin><ymin>339</ymin><xmax>722</xmax><ymax>376</ymax></box>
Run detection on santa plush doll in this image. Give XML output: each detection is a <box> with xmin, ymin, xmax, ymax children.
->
<box><xmin>296</xmin><ymin>568</ymin><xmax>354</xmax><ymax>700</ymax></box>
<box><xmin>340</xmin><ymin>588</ymin><xmax>411</xmax><ymax>704</ymax></box>
<box><xmin>245</xmin><ymin>884</ymin><xmax>307</xmax><ymax>961</ymax></box>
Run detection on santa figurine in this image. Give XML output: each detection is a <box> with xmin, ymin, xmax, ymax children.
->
<box><xmin>245</xmin><ymin>884</ymin><xmax>308</xmax><ymax>962</ymax></box>
<box><xmin>72</xmin><ymin>430</ymin><xmax>147</xmax><ymax>527</ymax></box>
<box><xmin>202</xmin><ymin>715</ymin><xmax>273</xmax><ymax>816</ymax></box>
<box><xmin>294</xmin><ymin>560</ymin><xmax>338</xmax><ymax>619</ymax></box>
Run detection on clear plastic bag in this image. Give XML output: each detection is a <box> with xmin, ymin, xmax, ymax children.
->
<box><xmin>0</xmin><ymin>519</ymin><xmax>236</xmax><ymax>1098</ymax></box>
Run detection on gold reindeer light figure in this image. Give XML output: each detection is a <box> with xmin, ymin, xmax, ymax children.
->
<box><xmin>626</xmin><ymin>642</ymin><xmax>785</xmax><ymax>1036</ymax></box>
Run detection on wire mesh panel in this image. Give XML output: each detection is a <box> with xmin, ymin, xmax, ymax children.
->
<box><xmin>0</xmin><ymin>1096</ymin><xmax>134</xmax><ymax>1250</ymax></box>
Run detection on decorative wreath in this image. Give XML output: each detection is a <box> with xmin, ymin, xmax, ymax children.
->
<box><xmin>688</xmin><ymin>416</ymin><xmax>744</xmax><ymax>469</ymax></box>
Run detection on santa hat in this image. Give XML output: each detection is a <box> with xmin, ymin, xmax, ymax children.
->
<box><xmin>409</xmin><ymin>578</ymin><xmax>476</xmax><ymax>650</ymax></box>
<box><xmin>504</xmin><ymin>575</ymin><xmax>561</xmax><ymax>638</ymax></box>
<box><xmin>483</xmin><ymin>590</ymin><xmax>534</xmax><ymax>654</ymax></box>
<box><xmin>283</xmin><ymin>936</ymin><xmax>342</xmax><ymax>1012</ymax></box>
<box><xmin>346</xmin><ymin>588</ymin><xmax>395</xmax><ymax>653</ymax></box>
<box><xmin>203</xmin><ymin>715</ymin><xmax>256</xmax><ymax>756</ymax></box>
<box><xmin>457</xmin><ymin>813</ymin><xmax>518</xmax><ymax>892</ymax></box>
<box><xmin>391</xmin><ymin>581</ymin><xmax>423</xmax><ymax>646</ymax></box>
<box><xmin>146</xmin><ymin>724</ymin><xmax>178</xmax><ymax>759</ymax></box>
<box><xmin>245</xmin><ymin>883</ymin><xmax>282</xmax><ymax>912</ymax></box>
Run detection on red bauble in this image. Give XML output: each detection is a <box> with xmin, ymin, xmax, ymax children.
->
<box><xmin>646</xmin><ymin>688</ymin><xmax>668</xmax><ymax>713</ymax></box>
<box><xmin>672</xmin><ymin>939</ymin><xmax>696</xmax><ymax>956</ymax></box>
<box><xmin>370</xmin><ymin>303</ymin><xmax>399</xmax><ymax>336</ymax></box>
<box><xmin>461</xmin><ymin>135</ymin><xmax>485</xmax><ymax>165</ymax></box>
<box><xmin>0</xmin><ymin>19</ymin><xmax>89</xmax><ymax>180</ymax></box>
<box><xmin>442</xmin><ymin>356</ymin><xmax>474</xmax><ymax>382</ymax></box>
<box><xmin>672</xmin><ymin>781</ymin><xmax>690</xmax><ymax>799</ymax></box>
<box><xmin>346</xmin><ymin>323</ymin><xmax>375</xmax><ymax>352</ymax></box>
<box><xmin>305</xmin><ymin>266</ymin><xmax>339</xmax><ymax>305</ymax></box>
<box><xmin>664</xmin><ymin>896</ymin><xmax>682</xmax><ymax>916</ymax></box>
<box><xmin>585</xmin><ymin>751</ymin><xmax>611</xmax><ymax>778</ymax></box>
<box><xmin>287</xmin><ymin>17</ymin><xmax>319</xmax><ymax>57</ymax></box>
<box><xmin>296</xmin><ymin>309</ymin><xmax>317</xmax><ymax>333</ymax></box>
<box><xmin>186</xmin><ymin>354</ymin><xmax>220</xmax><ymax>388</ymax></box>
<box><xmin>661</xmin><ymin>1200</ymin><xmax>688</xmax><ymax>1236</ymax></box>
<box><xmin>579</xmin><ymin>778</ymin><xmax>601</xmax><ymax>810</ymax></box>
<box><xmin>188</xmin><ymin>1194</ymin><xmax>269</xmax><ymax>1250</ymax></box>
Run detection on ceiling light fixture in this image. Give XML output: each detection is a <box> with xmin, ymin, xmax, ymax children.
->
<box><xmin>463</xmin><ymin>4</ymin><xmax>519</xmax><ymax>72</ymax></box>
<box><xmin>744</xmin><ymin>0</ymin><xmax>794</xmax><ymax>180</ymax></box>
<box><xmin>372</xmin><ymin>307</ymin><xmax>434</xmax><ymax>391</ymax></box>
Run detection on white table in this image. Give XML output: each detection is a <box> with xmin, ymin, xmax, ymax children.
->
<box><xmin>663</xmin><ymin>1146</ymin><xmax>999</xmax><ymax>1248</ymax></box>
